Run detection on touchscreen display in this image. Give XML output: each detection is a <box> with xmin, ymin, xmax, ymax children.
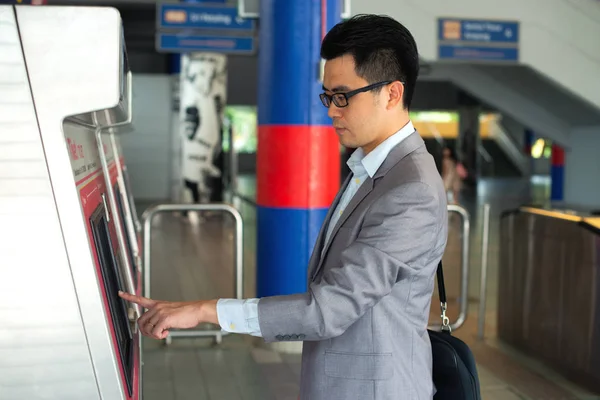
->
<box><xmin>89</xmin><ymin>205</ymin><xmax>134</xmax><ymax>396</ymax></box>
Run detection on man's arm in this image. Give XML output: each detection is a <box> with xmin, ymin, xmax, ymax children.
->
<box><xmin>257</xmin><ymin>181</ymin><xmax>445</xmax><ymax>342</ymax></box>
<box><xmin>117</xmin><ymin>293</ymin><xmax>263</xmax><ymax>339</ymax></box>
<box><xmin>119</xmin><ymin>182</ymin><xmax>444</xmax><ymax>341</ymax></box>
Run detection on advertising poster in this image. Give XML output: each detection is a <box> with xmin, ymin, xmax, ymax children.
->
<box><xmin>179</xmin><ymin>52</ymin><xmax>227</xmax><ymax>205</ymax></box>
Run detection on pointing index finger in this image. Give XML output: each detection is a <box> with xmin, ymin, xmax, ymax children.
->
<box><xmin>118</xmin><ymin>291</ymin><xmax>156</xmax><ymax>309</ymax></box>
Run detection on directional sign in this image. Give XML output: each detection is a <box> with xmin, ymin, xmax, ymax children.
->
<box><xmin>438</xmin><ymin>45</ymin><xmax>518</xmax><ymax>62</ymax></box>
<box><xmin>439</xmin><ymin>18</ymin><xmax>518</xmax><ymax>43</ymax></box>
<box><xmin>237</xmin><ymin>0</ymin><xmax>351</xmax><ymax>19</ymax></box>
<box><xmin>0</xmin><ymin>0</ymin><xmax>45</xmax><ymax>4</ymax></box>
<box><xmin>158</xmin><ymin>3</ymin><xmax>255</xmax><ymax>31</ymax></box>
<box><xmin>156</xmin><ymin>33</ymin><xmax>255</xmax><ymax>55</ymax></box>
<box><xmin>438</xmin><ymin>18</ymin><xmax>519</xmax><ymax>62</ymax></box>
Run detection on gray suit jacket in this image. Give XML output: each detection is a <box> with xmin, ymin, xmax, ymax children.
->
<box><xmin>258</xmin><ymin>131</ymin><xmax>448</xmax><ymax>400</ymax></box>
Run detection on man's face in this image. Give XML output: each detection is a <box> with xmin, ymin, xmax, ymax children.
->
<box><xmin>322</xmin><ymin>54</ymin><xmax>388</xmax><ymax>153</ymax></box>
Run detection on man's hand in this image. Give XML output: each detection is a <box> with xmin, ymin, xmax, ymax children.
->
<box><xmin>118</xmin><ymin>291</ymin><xmax>218</xmax><ymax>340</ymax></box>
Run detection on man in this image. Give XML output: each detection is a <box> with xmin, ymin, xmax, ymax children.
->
<box><xmin>120</xmin><ymin>14</ymin><xmax>448</xmax><ymax>400</ymax></box>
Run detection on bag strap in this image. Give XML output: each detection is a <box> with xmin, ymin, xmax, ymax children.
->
<box><xmin>436</xmin><ymin>261</ymin><xmax>451</xmax><ymax>333</ymax></box>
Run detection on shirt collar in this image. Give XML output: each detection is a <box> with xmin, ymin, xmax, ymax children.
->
<box><xmin>347</xmin><ymin>121</ymin><xmax>415</xmax><ymax>178</ymax></box>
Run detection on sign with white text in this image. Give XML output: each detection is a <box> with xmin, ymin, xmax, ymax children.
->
<box><xmin>438</xmin><ymin>18</ymin><xmax>520</xmax><ymax>62</ymax></box>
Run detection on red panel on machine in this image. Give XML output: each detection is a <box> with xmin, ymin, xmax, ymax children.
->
<box><xmin>70</xmin><ymin>130</ymin><xmax>140</xmax><ymax>400</ymax></box>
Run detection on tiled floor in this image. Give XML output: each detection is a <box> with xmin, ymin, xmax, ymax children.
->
<box><xmin>138</xmin><ymin>175</ymin><xmax>600</xmax><ymax>400</ymax></box>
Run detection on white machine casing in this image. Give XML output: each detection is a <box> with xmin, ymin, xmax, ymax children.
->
<box><xmin>0</xmin><ymin>5</ymin><xmax>142</xmax><ymax>400</ymax></box>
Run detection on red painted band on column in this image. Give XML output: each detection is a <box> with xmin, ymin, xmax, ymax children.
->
<box><xmin>551</xmin><ymin>144</ymin><xmax>565</xmax><ymax>167</ymax></box>
<box><xmin>257</xmin><ymin>125</ymin><xmax>340</xmax><ymax>208</ymax></box>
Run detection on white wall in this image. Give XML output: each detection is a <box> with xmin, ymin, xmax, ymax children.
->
<box><xmin>352</xmin><ymin>0</ymin><xmax>600</xmax><ymax>110</ymax></box>
<box><xmin>119</xmin><ymin>74</ymin><xmax>172</xmax><ymax>201</ymax></box>
<box><xmin>565</xmin><ymin>126</ymin><xmax>600</xmax><ymax>209</ymax></box>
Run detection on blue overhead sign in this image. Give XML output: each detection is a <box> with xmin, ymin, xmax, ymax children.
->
<box><xmin>158</xmin><ymin>3</ymin><xmax>255</xmax><ymax>31</ymax></box>
<box><xmin>157</xmin><ymin>33</ymin><xmax>255</xmax><ymax>54</ymax></box>
<box><xmin>0</xmin><ymin>0</ymin><xmax>44</xmax><ymax>3</ymax></box>
<box><xmin>438</xmin><ymin>18</ymin><xmax>519</xmax><ymax>62</ymax></box>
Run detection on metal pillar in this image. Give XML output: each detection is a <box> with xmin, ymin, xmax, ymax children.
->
<box><xmin>457</xmin><ymin>91</ymin><xmax>481</xmax><ymax>185</ymax></box>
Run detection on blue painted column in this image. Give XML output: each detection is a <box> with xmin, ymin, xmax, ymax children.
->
<box><xmin>524</xmin><ymin>129</ymin><xmax>533</xmax><ymax>156</ymax></box>
<box><xmin>256</xmin><ymin>0</ymin><xmax>341</xmax><ymax>297</ymax></box>
<box><xmin>524</xmin><ymin>128</ymin><xmax>534</xmax><ymax>175</ymax></box>
<box><xmin>550</xmin><ymin>143</ymin><xmax>564</xmax><ymax>202</ymax></box>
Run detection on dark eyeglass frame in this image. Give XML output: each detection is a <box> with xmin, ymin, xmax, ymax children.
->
<box><xmin>319</xmin><ymin>80</ymin><xmax>393</xmax><ymax>108</ymax></box>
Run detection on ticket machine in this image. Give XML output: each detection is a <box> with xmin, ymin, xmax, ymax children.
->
<box><xmin>0</xmin><ymin>5</ymin><xmax>141</xmax><ymax>399</ymax></box>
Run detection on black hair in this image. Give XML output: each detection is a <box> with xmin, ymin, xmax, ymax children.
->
<box><xmin>320</xmin><ymin>14</ymin><xmax>419</xmax><ymax>109</ymax></box>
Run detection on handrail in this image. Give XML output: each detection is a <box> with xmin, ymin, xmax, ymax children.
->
<box><xmin>429</xmin><ymin>204</ymin><xmax>470</xmax><ymax>331</ymax></box>
<box><xmin>425</xmin><ymin>121</ymin><xmax>445</xmax><ymax>147</ymax></box>
<box><xmin>478</xmin><ymin>144</ymin><xmax>493</xmax><ymax>164</ymax></box>
<box><xmin>477</xmin><ymin>204</ymin><xmax>491</xmax><ymax>340</ymax></box>
<box><xmin>478</xmin><ymin>145</ymin><xmax>495</xmax><ymax>176</ymax></box>
<box><xmin>494</xmin><ymin>115</ymin><xmax>522</xmax><ymax>150</ymax></box>
<box><xmin>488</xmin><ymin>118</ymin><xmax>529</xmax><ymax>175</ymax></box>
<box><xmin>142</xmin><ymin>203</ymin><xmax>244</xmax><ymax>344</ymax></box>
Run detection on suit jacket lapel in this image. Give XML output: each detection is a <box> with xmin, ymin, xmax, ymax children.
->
<box><xmin>309</xmin><ymin>130</ymin><xmax>426</xmax><ymax>281</ymax></box>
<box><xmin>307</xmin><ymin>173</ymin><xmax>353</xmax><ymax>279</ymax></box>
<box><xmin>372</xmin><ymin>131</ymin><xmax>425</xmax><ymax>179</ymax></box>
<box><xmin>311</xmin><ymin>176</ymin><xmax>375</xmax><ymax>280</ymax></box>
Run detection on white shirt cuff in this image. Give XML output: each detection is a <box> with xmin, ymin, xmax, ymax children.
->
<box><xmin>216</xmin><ymin>298</ymin><xmax>262</xmax><ymax>337</ymax></box>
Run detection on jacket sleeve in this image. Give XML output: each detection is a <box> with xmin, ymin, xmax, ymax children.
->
<box><xmin>257</xmin><ymin>181</ymin><xmax>446</xmax><ymax>343</ymax></box>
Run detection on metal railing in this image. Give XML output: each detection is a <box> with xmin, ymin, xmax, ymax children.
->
<box><xmin>478</xmin><ymin>145</ymin><xmax>495</xmax><ymax>176</ymax></box>
<box><xmin>429</xmin><ymin>204</ymin><xmax>470</xmax><ymax>331</ymax></box>
<box><xmin>478</xmin><ymin>203</ymin><xmax>491</xmax><ymax>340</ymax></box>
<box><xmin>142</xmin><ymin>203</ymin><xmax>244</xmax><ymax>345</ymax></box>
<box><xmin>140</xmin><ymin>201</ymin><xmax>491</xmax><ymax>340</ymax></box>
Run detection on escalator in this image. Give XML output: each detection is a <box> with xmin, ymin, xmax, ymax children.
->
<box><xmin>424</xmin><ymin>137</ymin><xmax>521</xmax><ymax>179</ymax></box>
<box><xmin>480</xmin><ymin>139</ymin><xmax>521</xmax><ymax>177</ymax></box>
<box><xmin>355</xmin><ymin>0</ymin><xmax>600</xmax><ymax>147</ymax></box>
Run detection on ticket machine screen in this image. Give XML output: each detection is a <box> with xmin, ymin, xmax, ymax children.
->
<box><xmin>89</xmin><ymin>205</ymin><xmax>134</xmax><ymax>396</ymax></box>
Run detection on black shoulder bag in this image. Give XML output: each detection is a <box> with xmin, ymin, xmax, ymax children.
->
<box><xmin>428</xmin><ymin>261</ymin><xmax>482</xmax><ymax>400</ymax></box>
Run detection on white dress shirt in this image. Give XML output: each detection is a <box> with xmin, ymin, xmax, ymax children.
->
<box><xmin>216</xmin><ymin>121</ymin><xmax>415</xmax><ymax>337</ymax></box>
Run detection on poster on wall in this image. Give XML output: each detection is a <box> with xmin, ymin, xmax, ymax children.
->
<box><xmin>179</xmin><ymin>52</ymin><xmax>227</xmax><ymax>205</ymax></box>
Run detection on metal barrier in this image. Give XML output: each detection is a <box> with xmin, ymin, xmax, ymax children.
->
<box><xmin>429</xmin><ymin>204</ymin><xmax>470</xmax><ymax>331</ymax></box>
<box><xmin>477</xmin><ymin>203</ymin><xmax>491</xmax><ymax>340</ymax></box>
<box><xmin>141</xmin><ymin>202</ymin><xmax>482</xmax><ymax>338</ymax></box>
<box><xmin>142</xmin><ymin>203</ymin><xmax>244</xmax><ymax>345</ymax></box>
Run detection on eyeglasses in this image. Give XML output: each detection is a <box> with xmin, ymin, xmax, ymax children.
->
<box><xmin>319</xmin><ymin>81</ymin><xmax>393</xmax><ymax>108</ymax></box>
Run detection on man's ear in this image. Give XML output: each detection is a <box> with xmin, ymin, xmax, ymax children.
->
<box><xmin>386</xmin><ymin>81</ymin><xmax>404</xmax><ymax>110</ymax></box>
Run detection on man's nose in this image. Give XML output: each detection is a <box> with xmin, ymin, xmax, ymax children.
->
<box><xmin>327</xmin><ymin>104</ymin><xmax>342</xmax><ymax>119</ymax></box>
